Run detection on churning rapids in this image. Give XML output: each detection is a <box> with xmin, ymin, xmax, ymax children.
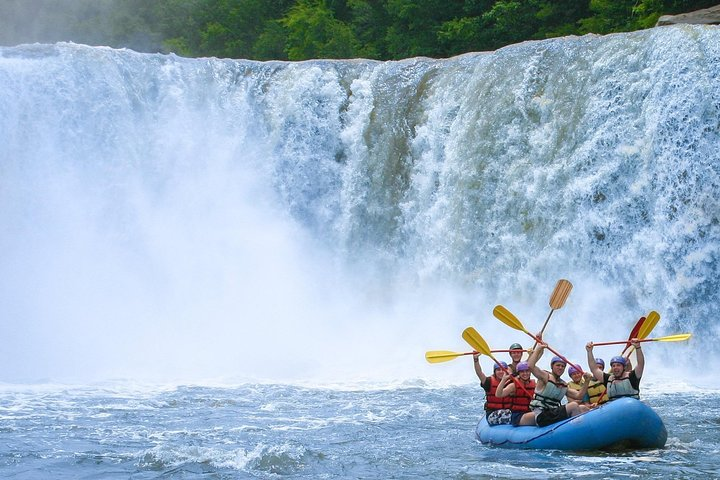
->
<box><xmin>0</xmin><ymin>24</ymin><xmax>719</xmax><ymax>479</ymax></box>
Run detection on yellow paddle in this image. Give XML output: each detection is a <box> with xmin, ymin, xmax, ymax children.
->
<box><xmin>637</xmin><ymin>311</ymin><xmax>660</xmax><ymax>340</ymax></box>
<box><xmin>620</xmin><ymin>316</ymin><xmax>646</xmax><ymax>356</ymax></box>
<box><xmin>592</xmin><ymin>333</ymin><xmax>691</xmax><ymax>346</ymax></box>
<box><xmin>425</xmin><ymin>350</ymin><xmax>475</xmax><ymax>363</ymax></box>
<box><xmin>461</xmin><ymin>327</ymin><xmax>535</xmax><ymax>398</ymax></box>
<box><xmin>425</xmin><ymin>348</ymin><xmax>532</xmax><ymax>364</ymax></box>
<box><xmin>493</xmin><ymin>304</ymin><xmax>584</xmax><ymax>373</ymax></box>
<box><xmin>592</xmin><ymin>315</ymin><xmax>666</xmax><ymax>406</ymax></box>
<box><xmin>623</xmin><ymin>311</ymin><xmax>660</xmax><ymax>358</ymax></box>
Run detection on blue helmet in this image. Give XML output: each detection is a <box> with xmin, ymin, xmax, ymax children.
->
<box><xmin>516</xmin><ymin>361</ymin><xmax>530</xmax><ymax>372</ymax></box>
<box><xmin>610</xmin><ymin>356</ymin><xmax>627</xmax><ymax>366</ymax></box>
<box><xmin>595</xmin><ymin>358</ymin><xmax>605</xmax><ymax>368</ymax></box>
<box><xmin>568</xmin><ymin>365</ymin><xmax>580</xmax><ymax>376</ymax></box>
<box><xmin>493</xmin><ymin>361</ymin><xmax>508</xmax><ymax>371</ymax></box>
<box><xmin>550</xmin><ymin>356</ymin><xmax>566</xmax><ymax>366</ymax></box>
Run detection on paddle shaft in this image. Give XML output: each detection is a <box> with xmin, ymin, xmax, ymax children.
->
<box><xmin>522</xmin><ymin>329</ymin><xmax>584</xmax><ymax>374</ymax></box>
<box><xmin>592</xmin><ymin>334</ymin><xmax>690</xmax><ymax>346</ymax></box>
<box><xmin>426</xmin><ymin>348</ymin><xmax>530</xmax><ymax>362</ymax></box>
<box><xmin>532</xmin><ymin>309</ymin><xmax>555</xmax><ymax>350</ymax></box>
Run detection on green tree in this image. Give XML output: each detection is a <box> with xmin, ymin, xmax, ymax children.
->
<box><xmin>347</xmin><ymin>0</ymin><xmax>390</xmax><ymax>59</ymax></box>
<box><xmin>384</xmin><ymin>0</ymin><xmax>466</xmax><ymax>59</ymax></box>
<box><xmin>533</xmin><ymin>0</ymin><xmax>591</xmax><ymax>38</ymax></box>
<box><xmin>188</xmin><ymin>0</ymin><xmax>294</xmax><ymax>58</ymax></box>
<box><xmin>253</xmin><ymin>20</ymin><xmax>289</xmax><ymax>60</ymax></box>
<box><xmin>481</xmin><ymin>0</ymin><xmax>539</xmax><ymax>46</ymax></box>
<box><xmin>281</xmin><ymin>0</ymin><xmax>359</xmax><ymax>60</ymax></box>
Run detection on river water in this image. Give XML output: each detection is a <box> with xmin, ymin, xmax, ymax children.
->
<box><xmin>1</xmin><ymin>25</ymin><xmax>719</xmax><ymax>479</ymax></box>
<box><xmin>1</xmin><ymin>382</ymin><xmax>717</xmax><ymax>479</ymax></box>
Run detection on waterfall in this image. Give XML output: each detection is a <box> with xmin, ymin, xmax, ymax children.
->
<box><xmin>1</xmin><ymin>25</ymin><xmax>718</xmax><ymax>384</ymax></box>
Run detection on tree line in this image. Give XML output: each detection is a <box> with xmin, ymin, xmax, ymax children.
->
<box><xmin>0</xmin><ymin>0</ymin><xmax>716</xmax><ymax>61</ymax></box>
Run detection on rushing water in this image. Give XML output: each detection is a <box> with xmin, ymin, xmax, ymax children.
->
<box><xmin>1</xmin><ymin>382</ymin><xmax>718</xmax><ymax>479</ymax></box>
<box><xmin>1</xmin><ymin>24</ymin><xmax>719</xmax><ymax>478</ymax></box>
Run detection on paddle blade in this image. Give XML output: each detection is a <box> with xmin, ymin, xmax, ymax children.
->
<box><xmin>462</xmin><ymin>327</ymin><xmax>491</xmax><ymax>356</ymax></box>
<box><xmin>628</xmin><ymin>317</ymin><xmax>645</xmax><ymax>341</ymax></box>
<box><xmin>638</xmin><ymin>311</ymin><xmax>660</xmax><ymax>339</ymax></box>
<box><xmin>425</xmin><ymin>351</ymin><xmax>467</xmax><ymax>363</ymax></box>
<box><xmin>621</xmin><ymin>316</ymin><xmax>646</xmax><ymax>355</ymax></box>
<box><xmin>651</xmin><ymin>333</ymin><xmax>692</xmax><ymax>342</ymax></box>
<box><xmin>493</xmin><ymin>305</ymin><xmax>526</xmax><ymax>332</ymax></box>
<box><xmin>549</xmin><ymin>279</ymin><xmax>573</xmax><ymax>309</ymax></box>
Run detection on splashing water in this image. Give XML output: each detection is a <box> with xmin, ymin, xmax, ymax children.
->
<box><xmin>0</xmin><ymin>25</ymin><xmax>718</xmax><ymax>384</ymax></box>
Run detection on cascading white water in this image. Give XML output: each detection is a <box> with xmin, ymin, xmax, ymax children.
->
<box><xmin>1</xmin><ymin>25</ymin><xmax>718</xmax><ymax>384</ymax></box>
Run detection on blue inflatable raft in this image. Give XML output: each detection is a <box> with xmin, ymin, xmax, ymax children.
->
<box><xmin>475</xmin><ymin>398</ymin><xmax>667</xmax><ymax>450</ymax></box>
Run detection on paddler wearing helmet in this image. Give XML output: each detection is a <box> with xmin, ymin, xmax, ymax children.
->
<box><xmin>567</xmin><ymin>364</ymin><xmax>591</xmax><ymax>404</ymax></box>
<box><xmin>472</xmin><ymin>354</ymin><xmax>513</xmax><ymax>425</ymax></box>
<box><xmin>508</xmin><ymin>343</ymin><xmax>525</xmax><ymax>374</ymax></box>
<box><xmin>495</xmin><ymin>360</ymin><xmax>537</xmax><ymax>426</ymax></box>
<box><xmin>515</xmin><ymin>339</ymin><xmax>593</xmax><ymax>427</ymax></box>
<box><xmin>586</xmin><ymin>338</ymin><xmax>643</xmax><ymax>401</ymax></box>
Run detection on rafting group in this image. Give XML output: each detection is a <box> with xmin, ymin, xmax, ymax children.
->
<box><xmin>471</xmin><ymin>337</ymin><xmax>641</xmax><ymax>428</ymax></box>
<box><xmin>426</xmin><ymin>279</ymin><xmax>692</xmax><ymax>431</ymax></box>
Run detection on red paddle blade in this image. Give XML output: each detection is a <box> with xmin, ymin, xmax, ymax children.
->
<box><xmin>621</xmin><ymin>316</ymin><xmax>645</xmax><ymax>355</ymax></box>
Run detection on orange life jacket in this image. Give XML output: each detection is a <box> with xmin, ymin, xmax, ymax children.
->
<box><xmin>484</xmin><ymin>375</ymin><xmax>513</xmax><ymax>411</ymax></box>
<box><xmin>510</xmin><ymin>378</ymin><xmax>536</xmax><ymax>412</ymax></box>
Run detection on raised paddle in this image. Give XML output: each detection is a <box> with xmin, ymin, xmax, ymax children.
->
<box><xmin>593</xmin><ymin>316</ymin><xmax>662</xmax><ymax>406</ymax></box>
<box><xmin>493</xmin><ymin>304</ymin><xmax>584</xmax><ymax>373</ymax></box>
<box><xmin>591</xmin><ymin>333</ymin><xmax>691</xmax><ymax>346</ymax></box>
<box><xmin>620</xmin><ymin>316</ymin><xmax>646</xmax><ymax>356</ymax></box>
<box><xmin>623</xmin><ymin>311</ymin><xmax>660</xmax><ymax>358</ymax></box>
<box><xmin>462</xmin><ymin>327</ymin><xmax>535</xmax><ymax>398</ymax></box>
<box><xmin>536</xmin><ymin>279</ymin><xmax>573</xmax><ymax>340</ymax></box>
<box><xmin>637</xmin><ymin>311</ymin><xmax>660</xmax><ymax>340</ymax></box>
<box><xmin>425</xmin><ymin>348</ymin><xmax>532</xmax><ymax>364</ymax></box>
<box><xmin>425</xmin><ymin>350</ymin><xmax>476</xmax><ymax>363</ymax></box>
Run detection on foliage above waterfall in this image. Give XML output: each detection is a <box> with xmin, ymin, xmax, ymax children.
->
<box><xmin>0</xmin><ymin>0</ymin><xmax>717</xmax><ymax>60</ymax></box>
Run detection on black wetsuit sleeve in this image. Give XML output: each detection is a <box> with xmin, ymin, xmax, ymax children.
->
<box><xmin>482</xmin><ymin>378</ymin><xmax>491</xmax><ymax>394</ymax></box>
<box><xmin>629</xmin><ymin>370</ymin><xmax>641</xmax><ymax>390</ymax></box>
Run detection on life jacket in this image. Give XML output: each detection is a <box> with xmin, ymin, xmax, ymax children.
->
<box><xmin>587</xmin><ymin>380</ymin><xmax>607</xmax><ymax>404</ymax></box>
<box><xmin>530</xmin><ymin>375</ymin><xmax>568</xmax><ymax>410</ymax></box>
<box><xmin>510</xmin><ymin>378</ymin><xmax>536</xmax><ymax>412</ymax></box>
<box><xmin>568</xmin><ymin>381</ymin><xmax>590</xmax><ymax>403</ymax></box>
<box><xmin>484</xmin><ymin>375</ymin><xmax>513</xmax><ymax>411</ymax></box>
<box><xmin>607</xmin><ymin>373</ymin><xmax>640</xmax><ymax>400</ymax></box>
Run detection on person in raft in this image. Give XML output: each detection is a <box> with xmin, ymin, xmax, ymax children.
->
<box><xmin>585</xmin><ymin>339</ymin><xmax>643</xmax><ymax>400</ymax></box>
<box><xmin>567</xmin><ymin>365</ymin><xmax>591</xmax><ymax>406</ymax></box>
<box><xmin>518</xmin><ymin>342</ymin><xmax>592</xmax><ymax>427</ymax></box>
<box><xmin>508</xmin><ymin>343</ymin><xmax>525</xmax><ymax>374</ymax></box>
<box><xmin>586</xmin><ymin>358</ymin><xmax>608</xmax><ymax>405</ymax></box>
<box><xmin>495</xmin><ymin>361</ymin><xmax>536</xmax><ymax>425</ymax></box>
<box><xmin>473</xmin><ymin>354</ymin><xmax>513</xmax><ymax>425</ymax></box>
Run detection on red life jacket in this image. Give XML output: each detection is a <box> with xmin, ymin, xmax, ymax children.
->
<box><xmin>484</xmin><ymin>375</ymin><xmax>513</xmax><ymax>411</ymax></box>
<box><xmin>510</xmin><ymin>378</ymin><xmax>536</xmax><ymax>412</ymax></box>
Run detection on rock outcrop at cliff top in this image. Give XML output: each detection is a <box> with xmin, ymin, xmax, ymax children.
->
<box><xmin>656</xmin><ymin>4</ymin><xmax>720</xmax><ymax>26</ymax></box>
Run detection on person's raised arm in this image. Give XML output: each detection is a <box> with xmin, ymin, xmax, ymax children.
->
<box><xmin>527</xmin><ymin>342</ymin><xmax>548</xmax><ymax>383</ymax></box>
<box><xmin>631</xmin><ymin>339</ymin><xmax>644</xmax><ymax>379</ymax></box>
<box><xmin>496</xmin><ymin>372</ymin><xmax>516</xmax><ymax>398</ymax></box>
<box><xmin>473</xmin><ymin>353</ymin><xmax>487</xmax><ymax>383</ymax></box>
<box><xmin>586</xmin><ymin>342</ymin><xmax>603</xmax><ymax>381</ymax></box>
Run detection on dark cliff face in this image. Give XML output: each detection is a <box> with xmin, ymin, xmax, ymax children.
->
<box><xmin>656</xmin><ymin>5</ymin><xmax>720</xmax><ymax>26</ymax></box>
